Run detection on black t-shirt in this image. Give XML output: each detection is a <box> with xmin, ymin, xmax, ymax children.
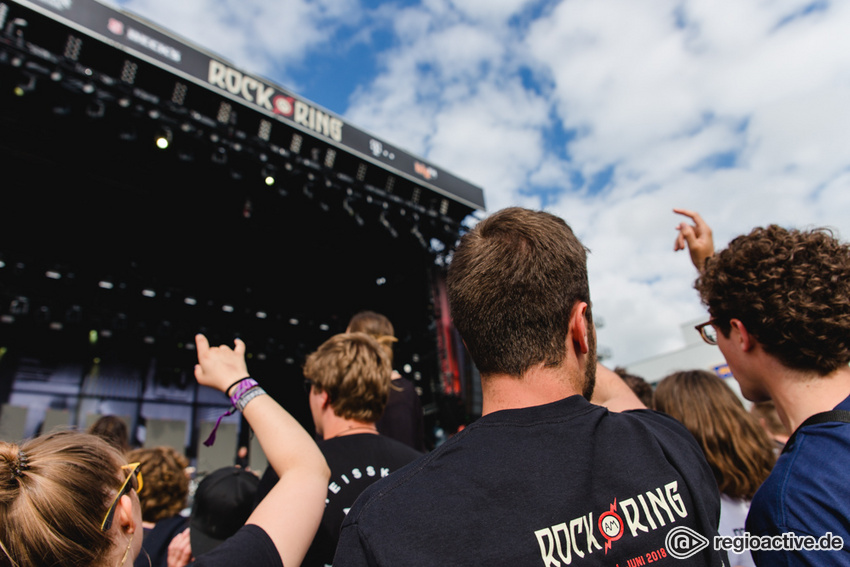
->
<box><xmin>257</xmin><ymin>434</ymin><xmax>422</xmax><ymax>567</ymax></box>
<box><xmin>135</xmin><ymin>515</ymin><xmax>188</xmax><ymax>567</ymax></box>
<box><xmin>334</xmin><ymin>396</ymin><xmax>726</xmax><ymax>566</ymax></box>
<box><xmin>376</xmin><ymin>376</ymin><xmax>426</xmax><ymax>452</ymax></box>
<box><xmin>192</xmin><ymin>524</ymin><xmax>282</xmax><ymax>567</ymax></box>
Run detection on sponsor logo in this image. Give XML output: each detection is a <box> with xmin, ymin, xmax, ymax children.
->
<box><xmin>124</xmin><ymin>27</ymin><xmax>181</xmax><ymax>63</ymax></box>
<box><xmin>414</xmin><ymin>161</ymin><xmax>438</xmax><ymax>181</ymax></box>
<box><xmin>107</xmin><ymin>18</ymin><xmax>124</xmax><ymax>36</ymax></box>
<box><xmin>368</xmin><ymin>139</ymin><xmax>395</xmax><ymax>160</ymax></box>
<box><xmin>207</xmin><ymin>60</ymin><xmax>343</xmax><ymax>142</ymax></box>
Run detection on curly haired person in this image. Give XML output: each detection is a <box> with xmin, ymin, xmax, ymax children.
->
<box><xmin>676</xmin><ymin>209</ymin><xmax>850</xmax><ymax>566</ymax></box>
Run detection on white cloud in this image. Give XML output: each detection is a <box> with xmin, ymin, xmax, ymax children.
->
<box><xmin>109</xmin><ymin>0</ymin><xmax>850</xmax><ymax>367</ymax></box>
<box><xmin>354</xmin><ymin>0</ymin><xmax>850</xmax><ymax>365</ymax></box>
<box><xmin>111</xmin><ymin>0</ymin><xmax>358</xmax><ymax>84</ymax></box>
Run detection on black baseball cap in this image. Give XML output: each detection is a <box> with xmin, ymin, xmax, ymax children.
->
<box><xmin>190</xmin><ymin>466</ymin><xmax>260</xmax><ymax>556</ymax></box>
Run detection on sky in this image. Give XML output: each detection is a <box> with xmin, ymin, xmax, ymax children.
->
<box><xmin>108</xmin><ymin>0</ymin><xmax>850</xmax><ymax>368</ymax></box>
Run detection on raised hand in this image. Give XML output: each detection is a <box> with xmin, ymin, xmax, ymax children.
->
<box><xmin>194</xmin><ymin>334</ymin><xmax>250</xmax><ymax>393</ymax></box>
<box><xmin>673</xmin><ymin>208</ymin><xmax>715</xmax><ymax>270</ymax></box>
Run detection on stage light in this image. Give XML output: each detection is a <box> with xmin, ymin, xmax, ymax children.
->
<box><xmin>141</xmin><ymin>289</ymin><xmax>156</xmax><ymax>298</ymax></box>
<box><xmin>98</xmin><ymin>280</ymin><xmax>114</xmax><ymax>290</ymax></box>
<box><xmin>379</xmin><ymin>211</ymin><xmax>399</xmax><ymax>238</ymax></box>
<box><xmin>154</xmin><ymin>127</ymin><xmax>172</xmax><ymax>149</ymax></box>
<box><xmin>13</xmin><ymin>76</ymin><xmax>35</xmax><ymax>96</ymax></box>
<box><xmin>211</xmin><ymin>146</ymin><xmax>227</xmax><ymax>164</ymax></box>
<box><xmin>262</xmin><ymin>165</ymin><xmax>277</xmax><ymax>186</ymax></box>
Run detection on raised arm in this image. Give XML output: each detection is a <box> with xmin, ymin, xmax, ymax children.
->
<box><xmin>194</xmin><ymin>334</ymin><xmax>330</xmax><ymax>567</ymax></box>
<box><xmin>590</xmin><ymin>363</ymin><xmax>646</xmax><ymax>412</ymax></box>
<box><xmin>673</xmin><ymin>208</ymin><xmax>715</xmax><ymax>271</ymax></box>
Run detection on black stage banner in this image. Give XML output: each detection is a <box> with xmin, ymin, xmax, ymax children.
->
<box><xmin>8</xmin><ymin>0</ymin><xmax>485</xmax><ymax>211</ymax></box>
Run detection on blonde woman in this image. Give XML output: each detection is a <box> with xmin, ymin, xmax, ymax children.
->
<box><xmin>0</xmin><ymin>334</ymin><xmax>328</xmax><ymax>567</ymax></box>
<box><xmin>655</xmin><ymin>370</ymin><xmax>776</xmax><ymax>567</ymax></box>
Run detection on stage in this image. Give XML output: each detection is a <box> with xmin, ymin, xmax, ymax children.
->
<box><xmin>0</xmin><ymin>0</ymin><xmax>484</xmax><ymax>458</ymax></box>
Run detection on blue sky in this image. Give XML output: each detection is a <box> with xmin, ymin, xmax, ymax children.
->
<box><xmin>109</xmin><ymin>0</ymin><xmax>850</xmax><ymax>367</ymax></box>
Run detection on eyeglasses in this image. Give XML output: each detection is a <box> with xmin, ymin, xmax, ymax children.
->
<box><xmin>303</xmin><ymin>378</ymin><xmax>316</xmax><ymax>394</ymax></box>
<box><xmin>101</xmin><ymin>462</ymin><xmax>143</xmax><ymax>532</ymax></box>
<box><xmin>695</xmin><ymin>320</ymin><xmax>718</xmax><ymax>345</ymax></box>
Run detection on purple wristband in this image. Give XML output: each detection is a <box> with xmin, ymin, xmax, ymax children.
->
<box><xmin>229</xmin><ymin>378</ymin><xmax>259</xmax><ymax>406</ymax></box>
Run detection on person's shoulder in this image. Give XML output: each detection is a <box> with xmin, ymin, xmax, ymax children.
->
<box><xmin>191</xmin><ymin>525</ymin><xmax>281</xmax><ymax>567</ymax></box>
<box><xmin>618</xmin><ymin>407</ymin><xmax>695</xmax><ymax>435</ymax></box>
<box><xmin>373</xmin><ymin>433</ymin><xmax>425</xmax><ymax>457</ymax></box>
<box><xmin>343</xmin><ymin>432</ymin><xmax>464</xmax><ymax>521</ymax></box>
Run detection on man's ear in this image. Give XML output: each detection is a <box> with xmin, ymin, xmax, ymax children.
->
<box><xmin>570</xmin><ymin>302</ymin><xmax>591</xmax><ymax>355</ymax></box>
<box><xmin>319</xmin><ymin>389</ymin><xmax>332</xmax><ymax>410</ymax></box>
<box><xmin>116</xmin><ymin>493</ymin><xmax>138</xmax><ymax>535</ymax></box>
<box><xmin>729</xmin><ymin>318</ymin><xmax>754</xmax><ymax>352</ymax></box>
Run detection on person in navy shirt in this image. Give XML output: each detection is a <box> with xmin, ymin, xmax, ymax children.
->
<box><xmin>676</xmin><ymin>209</ymin><xmax>850</xmax><ymax>566</ymax></box>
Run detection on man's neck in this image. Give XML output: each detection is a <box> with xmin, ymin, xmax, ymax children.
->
<box><xmin>481</xmin><ymin>365</ymin><xmax>581</xmax><ymax>415</ymax></box>
<box><xmin>321</xmin><ymin>415</ymin><xmax>379</xmax><ymax>440</ymax></box>
<box><xmin>767</xmin><ymin>364</ymin><xmax>850</xmax><ymax>433</ymax></box>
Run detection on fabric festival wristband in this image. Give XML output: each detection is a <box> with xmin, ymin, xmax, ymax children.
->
<box><xmin>229</xmin><ymin>378</ymin><xmax>259</xmax><ymax>406</ymax></box>
<box><xmin>236</xmin><ymin>386</ymin><xmax>267</xmax><ymax>412</ymax></box>
<box><xmin>203</xmin><ymin>405</ymin><xmax>236</xmax><ymax>447</ymax></box>
<box><xmin>226</xmin><ymin>376</ymin><xmax>253</xmax><ymax>397</ymax></box>
<box><xmin>203</xmin><ymin>378</ymin><xmax>259</xmax><ymax>447</ymax></box>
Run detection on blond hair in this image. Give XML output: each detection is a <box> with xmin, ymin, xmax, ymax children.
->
<box><xmin>304</xmin><ymin>332</ymin><xmax>393</xmax><ymax>422</ymax></box>
<box><xmin>347</xmin><ymin>310</ymin><xmax>397</xmax><ymax>364</ymax></box>
<box><xmin>654</xmin><ymin>370</ymin><xmax>776</xmax><ymax>500</ymax></box>
<box><xmin>0</xmin><ymin>431</ymin><xmax>128</xmax><ymax>567</ymax></box>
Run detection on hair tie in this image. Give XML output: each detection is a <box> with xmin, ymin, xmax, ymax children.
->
<box><xmin>12</xmin><ymin>449</ymin><xmax>29</xmax><ymax>479</ymax></box>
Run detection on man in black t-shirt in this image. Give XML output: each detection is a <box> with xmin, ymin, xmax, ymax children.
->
<box><xmin>334</xmin><ymin>207</ymin><xmax>727</xmax><ymax>566</ymax></box>
<box><xmin>257</xmin><ymin>332</ymin><xmax>421</xmax><ymax>567</ymax></box>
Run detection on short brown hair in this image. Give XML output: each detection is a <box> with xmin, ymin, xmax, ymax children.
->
<box><xmin>447</xmin><ymin>207</ymin><xmax>590</xmax><ymax>376</ymax></box>
<box><xmin>303</xmin><ymin>332</ymin><xmax>393</xmax><ymax>422</ymax></box>
<box><xmin>126</xmin><ymin>446</ymin><xmax>189</xmax><ymax>523</ymax></box>
<box><xmin>0</xmin><ymin>431</ymin><xmax>128</xmax><ymax>567</ymax></box>
<box><xmin>696</xmin><ymin>225</ymin><xmax>850</xmax><ymax>374</ymax></box>
<box><xmin>654</xmin><ymin>370</ymin><xmax>775</xmax><ymax>500</ymax></box>
<box><xmin>88</xmin><ymin>415</ymin><xmax>130</xmax><ymax>453</ymax></box>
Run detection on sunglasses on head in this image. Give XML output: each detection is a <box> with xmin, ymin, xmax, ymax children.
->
<box><xmin>100</xmin><ymin>462</ymin><xmax>143</xmax><ymax>532</ymax></box>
